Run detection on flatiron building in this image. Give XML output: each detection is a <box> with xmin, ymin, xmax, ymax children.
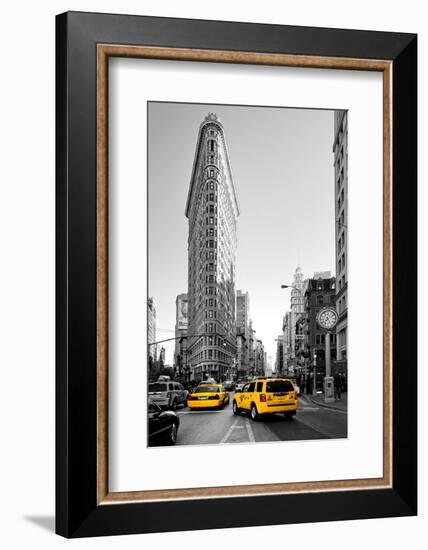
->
<box><xmin>185</xmin><ymin>113</ymin><xmax>239</xmax><ymax>382</ymax></box>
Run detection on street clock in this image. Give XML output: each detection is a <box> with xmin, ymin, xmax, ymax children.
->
<box><xmin>316</xmin><ymin>307</ymin><xmax>338</xmax><ymax>330</ymax></box>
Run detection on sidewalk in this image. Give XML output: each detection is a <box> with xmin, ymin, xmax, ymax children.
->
<box><xmin>305</xmin><ymin>392</ymin><xmax>348</xmax><ymax>412</ymax></box>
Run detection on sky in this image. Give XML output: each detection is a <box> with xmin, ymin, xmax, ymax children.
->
<box><xmin>148</xmin><ymin>102</ymin><xmax>335</xmax><ymax>363</ymax></box>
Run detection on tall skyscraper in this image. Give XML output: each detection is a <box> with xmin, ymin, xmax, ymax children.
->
<box><xmin>236</xmin><ymin>290</ymin><xmax>250</xmax><ymax>377</ymax></box>
<box><xmin>185</xmin><ymin>113</ymin><xmax>239</xmax><ymax>382</ymax></box>
<box><xmin>236</xmin><ymin>290</ymin><xmax>250</xmax><ymax>335</ymax></box>
<box><xmin>334</xmin><ymin>111</ymin><xmax>348</xmax><ymax>376</ymax></box>
<box><xmin>291</xmin><ymin>265</ymin><xmax>305</xmax><ymax>315</ymax></box>
<box><xmin>287</xmin><ymin>266</ymin><xmax>306</xmax><ymax>373</ymax></box>
<box><xmin>147</xmin><ymin>297</ymin><xmax>157</xmax><ymax>363</ymax></box>
<box><xmin>174</xmin><ymin>293</ymin><xmax>188</xmax><ymax>368</ymax></box>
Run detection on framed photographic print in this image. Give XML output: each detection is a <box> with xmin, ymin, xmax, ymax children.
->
<box><xmin>56</xmin><ymin>11</ymin><xmax>417</xmax><ymax>538</ymax></box>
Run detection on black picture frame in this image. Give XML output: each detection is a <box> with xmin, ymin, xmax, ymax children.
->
<box><xmin>56</xmin><ymin>11</ymin><xmax>417</xmax><ymax>538</ymax></box>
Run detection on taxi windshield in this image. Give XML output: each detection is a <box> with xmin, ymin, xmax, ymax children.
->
<box><xmin>193</xmin><ymin>385</ymin><xmax>219</xmax><ymax>393</ymax></box>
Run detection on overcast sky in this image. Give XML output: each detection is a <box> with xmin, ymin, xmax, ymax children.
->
<box><xmin>148</xmin><ymin>102</ymin><xmax>335</xmax><ymax>363</ymax></box>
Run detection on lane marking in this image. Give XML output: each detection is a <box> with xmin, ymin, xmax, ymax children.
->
<box><xmin>245</xmin><ymin>419</ymin><xmax>256</xmax><ymax>443</ymax></box>
<box><xmin>219</xmin><ymin>417</ymin><xmax>240</xmax><ymax>444</ymax></box>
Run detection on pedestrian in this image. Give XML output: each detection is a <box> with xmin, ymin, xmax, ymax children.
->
<box><xmin>301</xmin><ymin>376</ymin><xmax>306</xmax><ymax>394</ymax></box>
<box><xmin>334</xmin><ymin>372</ymin><xmax>342</xmax><ymax>400</ymax></box>
<box><xmin>341</xmin><ymin>373</ymin><xmax>347</xmax><ymax>393</ymax></box>
<box><xmin>306</xmin><ymin>374</ymin><xmax>312</xmax><ymax>395</ymax></box>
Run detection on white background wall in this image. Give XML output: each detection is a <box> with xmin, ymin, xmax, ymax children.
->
<box><xmin>0</xmin><ymin>1</ymin><xmax>425</xmax><ymax>548</ymax></box>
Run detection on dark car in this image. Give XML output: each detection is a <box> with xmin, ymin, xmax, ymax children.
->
<box><xmin>148</xmin><ymin>399</ymin><xmax>180</xmax><ymax>446</ymax></box>
<box><xmin>223</xmin><ymin>380</ymin><xmax>236</xmax><ymax>391</ymax></box>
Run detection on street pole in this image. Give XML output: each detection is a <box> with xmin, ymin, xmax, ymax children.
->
<box><xmin>323</xmin><ymin>331</ymin><xmax>334</xmax><ymax>402</ymax></box>
<box><xmin>325</xmin><ymin>332</ymin><xmax>331</xmax><ymax>377</ymax></box>
<box><xmin>313</xmin><ymin>351</ymin><xmax>317</xmax><ymax>396</ymax></box>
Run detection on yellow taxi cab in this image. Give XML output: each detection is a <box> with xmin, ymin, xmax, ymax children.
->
<box><xmin>232</xmin><ymin>377</ymin><xmax>298</xmax><ymax>421</ymax></box>
<box><xmin>187</xmin><ymin>383</ymin><xmax>229</xmax><ymax>410</ymax></box>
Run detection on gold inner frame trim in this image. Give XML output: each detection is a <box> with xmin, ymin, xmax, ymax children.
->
<box><xmin>96</xmin><ymin>44</ymin><xmax>393</xmax><ymax>505</ymax></box>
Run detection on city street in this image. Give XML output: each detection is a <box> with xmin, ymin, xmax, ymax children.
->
<box><xmin>175</xmin><ymin>393</ymin><xmax>347</xmax><ymax>445</ymax></box>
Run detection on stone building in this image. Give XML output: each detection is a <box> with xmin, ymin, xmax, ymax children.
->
<box><xmin>334</xmin><ymin>111</ymin><xmax>348</xmax><ymax>376</ymax></box>
<box><xmin>275</xmin><ymin>335</ymin><xmax>285</xmax><ymax>374</ymax></box>
<box><xmin>174</xmin><ymin>293</ymin><xmax>188</xmax><ymax>375</ymax></box>
<box><xmin>255</xmin><ymin>339</ymin><xmax>266</xmax><ymax>376</ymax></box>
<box><xmin>236</xmin><ymin>333</ymin><xmax>249</xmax><ymax>380</ymax></box>
<box><xmin>236</xmin><ymin>290</ymin><xmax>250</xmax><ymax>377</ymax></box>
<box><xmin>185</xmin><ymin>114</ymin><xmax>239</xmax><ymax>382</ymax></box>
<box><xmin>302</xmin><ymin>274</ymin><xmax>337</xmax><ymax>390</ymax></box>
<box><xmin>286</xmin><ymin>266</ymin><xmax>306</xmax><ymax>373</ymax></box>
<box><xmin>147</xmin><ymin>297</ymin><xmax>157</xmax><ymax>364</ymax></box>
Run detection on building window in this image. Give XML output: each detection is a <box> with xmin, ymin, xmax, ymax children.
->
<box><xmin>209</xmin><ymin>217</ymin><xmax>214</xmax><ymax>225</ymax></box>
<box><xmin>317</xmin><ymin>295</ymin><xmax>324</xmax><ymax>306</ymax></box>
<box><xmin>210</xmin><ymin>170</ymin><xmax>214</xmax><ymax>178</ymax></box>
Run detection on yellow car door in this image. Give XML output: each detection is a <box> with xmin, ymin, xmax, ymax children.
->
<box><xmin>237</xmin><ymin>383</ymin><xmax>249</xmax><ymax>409</ymax></box>
<box><xmin>246</xmin><ymin>382</ymin><xmax>256</xmax><ymax>410</ymax></box>
<box><xmin>241</xmin><ymin>382</ymin><xmax>256</xmax><ymax>411</ymax></box>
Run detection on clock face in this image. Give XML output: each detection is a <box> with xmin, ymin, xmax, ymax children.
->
<box><xmin>317</xmin><ymin>308</ymin><xmax>338</xmax><ymax>330</ymax></box>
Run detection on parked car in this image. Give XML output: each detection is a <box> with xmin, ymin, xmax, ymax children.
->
<box><xmin>233</xmin><ymin>378</ymin><xmax>298</xmax><ymax>421</ymax></box>
<box><xmin>187</xmin><ymin>384</ymin><xmax>230</xmax><ymax>410</ymax></box>
<box><xmin>148</xmin><ymin>399</ymin><xmax>179</xmax><ymax>445</ymax></box>
<box><xmin>148</xmin><ymin>379</ymin><xmax>188</xmax><ymax>410</ymax></box>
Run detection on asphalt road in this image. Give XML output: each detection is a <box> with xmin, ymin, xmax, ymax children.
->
<box><xmin>174</xmin><ymin>393</ymin><xmax>347</xmax><ymax>446</ymax></box>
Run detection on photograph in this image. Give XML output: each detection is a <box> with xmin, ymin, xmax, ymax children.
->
<box><xmin>147</xmin><ymin>101</ymin><xmax>348</xmax><ymax>447</ymax></box>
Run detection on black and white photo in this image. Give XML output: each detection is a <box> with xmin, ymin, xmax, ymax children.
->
<box><xmin>147</xmin><ymin>102</ymin><xmax>348</xmax><ymax>447</ymax></box>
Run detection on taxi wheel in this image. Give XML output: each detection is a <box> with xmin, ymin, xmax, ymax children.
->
<box><xmin>284</xmin><ymin>412</ymin><xmax>296</xmax><ymax>420</ymax></box>
<box><xmin>250</xmin><ymin>404</ymin><xmax>259</xmax><ymax>421</ymax></box>
<box><xmin>232</xmin><ymin>401</ymin><xmax>239</xmax><ymax>415</ymax></box>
